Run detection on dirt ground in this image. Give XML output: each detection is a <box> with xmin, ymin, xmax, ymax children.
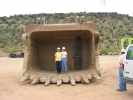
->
<box><xmin>0</xmin><ymin>56</ymin><xmax>133</xmax><ymax>100</ymax></box>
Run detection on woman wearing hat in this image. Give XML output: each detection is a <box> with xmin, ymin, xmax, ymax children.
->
<box><xmin>55</xmin><ymin>47</ymin><xmax>62</xmax><ymax>75</ymax></box>
<box><xmin>61</xmin><ymin>47</ymin><xmax>68</xmax><ymax>73</ymax></box>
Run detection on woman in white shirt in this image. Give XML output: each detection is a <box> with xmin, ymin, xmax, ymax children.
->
<box><xmin>61</xmin><ymin>47</ymin><xmax>68</xmax><ymax>73</ymax></box>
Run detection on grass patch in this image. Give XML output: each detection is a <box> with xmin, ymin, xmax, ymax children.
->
<box><xmin>3</xmin><ymin>49</ymin><xmax>23</xmax><ymax>53</ymax></box>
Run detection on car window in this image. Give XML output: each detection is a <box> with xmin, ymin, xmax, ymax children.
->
<box><xmin>126</xmin><ymin>46</ymin><xmax>133</xmax><ymax>60</ymax></box>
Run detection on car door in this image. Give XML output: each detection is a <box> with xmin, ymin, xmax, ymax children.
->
<box><xmin>123</xmin><ymin>45</ymin><xmax>133</xmax><ymax>78</ymax></box>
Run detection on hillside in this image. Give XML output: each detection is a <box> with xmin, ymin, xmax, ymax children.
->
<box><xmin>0</xmin><ymin>12</ymin><xmax>133</xmax><ymax>54</ymax></box>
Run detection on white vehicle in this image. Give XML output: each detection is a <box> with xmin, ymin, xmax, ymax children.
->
<box><xmin>123</xmin><ymin>44</ymin><xmax>133</xmax><ymax>84</ymax></box>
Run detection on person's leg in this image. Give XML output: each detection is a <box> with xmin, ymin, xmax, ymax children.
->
<box><xmin>63</xmin><ymin>58</ymin><xmax>68</xmax><ymax>72</ymax></box>
<box><xmin>59</xmin><ymin>61</ymin><xmax>61</xmax><ymax>73</ymax></box>
<box><xmin>61</xmin><ymin>59</ymin><xmax>65</xmax><ymax>72</ymax></box>
<box><xmin>56</xmin><ymin>61</ymin><xmax>60</xmax><ymax>74</ymax></box>
<box><xmin>123</xmin><ymin>82</ymin><xmax>126</xmax><ymax>90</ymax></box>
<box><xmin>122</xmin><ymin>72</ymin><xmax>126</xmax><ymax>90</ymax></box>
<box><xmin>60</xmin><ymin>60</ymin><xmax>62</xmax><ymax>72</ymax></box>
<box><xmin>56</xmin><ymin>61</ymin><xmax>58</xmax><ymax>73</ymax></box>
<box><xmin>118</xmin><ymin>67</ymin><xmax>123</xmax><ymax>90</ymax></box>
<box><xmin>62</xmin><ymin>58</ymin><xmax>68</xmax><ymax>72</ymax></box>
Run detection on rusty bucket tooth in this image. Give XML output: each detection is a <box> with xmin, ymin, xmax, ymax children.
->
<box><xmin>20</xmin><ymin>74</ymin><xmax>29</xmax><ymax>82</ymax></box>
<box><xmin>74</xmin><ymin>74</ymin><xmax>82</xmax><ymax>82</ymax></box>
<box><xmin>70</xmin><ymin>75</ymin><xmax>76</xmax><ymax>86</ymax></box>
<box><xmin>87</xmin><ymin>74</ymin><xmax>93</xmax><ymax>80</ymax></box>
<box><xmin>31</xmin><ymin>76</ymin><xmax>40</xmax><ymax>84</ymax></box>
<box><xmin>45</xmin><ymin>77</ymin><xmax>51</xmax><ymax>86</ymax></box>
<box><xmin>40</xmin><ymin>75</ymin><xmax>46</xmax><ymax>83</ymax></box>
<box><xmin>93</xmin><ymin>73</ymin><xmax>100</xmax><ymax>79</ymax></box>
<box><xmin>81</xmin><ymin>75</ymin><xmax>89</xmax><ymax>84</ymax></box>
<box><xmin>51</xmin><ymin>76</ymin><xmax>57</xmax><ymax>84</ymax></box>
<box><xmin>57</xmin><ymin>76</ymin><xmax>62</xmax><ymax>86</ymax></box>
<box><xmin>62</xmin><ymin>75</ymin><xmax>70</xmax><ymax>83</ymax></box>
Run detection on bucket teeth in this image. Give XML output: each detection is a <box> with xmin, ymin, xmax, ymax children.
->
<box><xmin>57</xmin><ymin>76</ymin><xmax>62</xmax><ymax>86</ymax></box>
<box><xmin>40</xmin><ymin>75</ymin><xmax>46</xmax><ymax>83</ymax></box>
<box><xmin>74</xmin><ymin>74</ymin><xmax>82</xmax><ymax>82</ymax></box>
<box><xmin>20</xmin><ymin>72</ymin><xmax>100</xmax><ymax>85</ymax></box>
<box><xmin>81</xmin><ymin>75</ymin><xmax>89</xmax><ymax>84</ymax></box>
<box><xmin>31</xmin><ymin>76</ymin><xmax>40</xmax><ymax>84</ymax></box>
<box><xmin>87</xmin><ymin>74</ymin><xmax>93</xmax><ymax>80</ymax></box>
<box><xmin>20</xmin><ymin>74</ymin><xmax>29</xmax><ymax>82</ymax></box>
<box><xmin>51</xmin><ymin>76</ymin><xmax>57</xmax><ymax>84</ymax></box>
<box><xmin>70</xmin><ymin>75</ymin><xmax>75</xmax><ymax>86</ymax></box>
<box><xmin>63</xmin><ymin>75</ymin><xmax>70</xmax><ymax>83</ymax></box>
<box><xmin>45</xmin><ymin>77</ymin><xmax>51</xmax><ymax>86</ymax></box>
<box><xmin>93</xmin><ymin>73</ymin><xmax>100</xmax><ymax>79</ymax></box>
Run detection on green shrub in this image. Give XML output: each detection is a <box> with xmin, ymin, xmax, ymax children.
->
<box><xmin>29</xmin><ymin>14</ymin><xmax>35</xmax><ymax>18</ymax></box>
<box><xmin>54</xmin><ymin>15</ymin><xmax>58</xmax><ymax>19</ymax></box>
<box><xmin>128</xmin><ymin>28</ymin><xmax>131</xmax><ymax>31</ymax></box>
<box><xmin>0</xmin><ymin>44</ymin><xmax>5</xmax><ymax>48</ymax></box>
<box><xmin>127</xmin><ymin>17</ymin><xmax>130</xmax><ymax>20</ymax></box>
<box><xmin>122</xmin><ymin>33</ymin><xmax>125</xmax><ymax>36</ymax></box>
<box><xmin>94</xmin><ymin>20</ymin><xmax>97</xmax><ymax>23</ymax></box>
<box><xmin>14</xmin><ymin>24</ymin><xmax>18</xmax><ymax>28</ymax></box>
<box><xmin>1</xmin><ymin>17</ymin><xmax>6</xmax><ymax>22</ymax></box>
<box><xmin>10</xmin><ymin>20</ymin><xmax>16</xmax><ymax>24</ymax></box>
<box><xmin>99</xmin><ymin>38</ymin><xmax>104</xmax><ymax>42</ymax></box>
<box><xmin>108</xmin><ymin>39</ymin><xmax>113</xmax><ymax>43</ymax></box>
<box><xmin>120</xmin><ymin>25</ymin><xmax>123</xmax><ymax>28</ymax></box>
<box><xmin>113</xmin><ymin>26</ymin><xmax>116</xmax><ymax>29</ymax></box>
<box><xmin>3</xmin><ymin>49</ymin><xmax>22</xmax><ymax>53</ymax></box>
<box><xmin>100</xmin><ymin>49</ymin><xmax>108</xmax><ymax>55</ymax></box>
<box><xmin>60</xmin><ymin>15</ymin><xmax>66</xmax><ymax>19</ymax></box>
<box><xmin>106</xmin><ymin>45</ymin><xmax>110</xmax><ymax>49</ymax></box>
<box><xmin>100</xmin><ymin>32</ymin><xmax>103</xmax><ymax>36</ymax></box>
<box><xmin>7</xmin><ymin>22</ymin><xmax>12</xmax><ymax>26</ymax></box>
<box><xmin>109</xmin><ymin>50</ymin><xmax>114</xmax><ymax>53</ymax></box>
<box><xmin>105</xmin><ymin>36</ymin><xmax>109</xmax><ymax>39</ymax></box>
<box><xmin>70</xmin><ymin>17</ymin><xmax>75</xmax><ymax>23</ymax></box>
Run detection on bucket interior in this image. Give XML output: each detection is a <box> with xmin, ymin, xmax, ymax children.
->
<box><xmin>29</xmin><ymin>30</ymin><xmax>94</xmax><ymax>71</ymax></box>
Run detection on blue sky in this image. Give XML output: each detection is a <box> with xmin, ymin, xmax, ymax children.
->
<box><xmin>0</xmin><ymin>0</ymin><xmax>133</xmax><ymax>17</ymax></box>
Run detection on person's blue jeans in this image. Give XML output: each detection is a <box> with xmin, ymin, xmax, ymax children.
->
<box><xmin>61</xmin><ymin>58</ymin><xmax>68</xmax><ymax>72</ymax></box>
<box><xmin>118</xmin><ymin>67</ymin><xmax>126</xmax><ymax>90</ymax></box>
<box><xmin>56</xmin><ymin>61</ymin><xmax>61</xmax><ymax>73</ymax></box>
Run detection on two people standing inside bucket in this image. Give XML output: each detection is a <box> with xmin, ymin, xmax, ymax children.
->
<box><xmin>55</xmin><ymin>47</ymin><xmax>62</xmax><ymax>75</ymax></box>
<box><xmin>61</xmin><ymin>47</ymin><xmax>68</xmax><ymax>73</ymax></box>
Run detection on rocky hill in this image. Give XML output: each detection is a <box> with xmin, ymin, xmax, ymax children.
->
<box><xmin>0</xmin><ymin>12</ymin><xmax>133</xmax><ymax>54</ymax></box>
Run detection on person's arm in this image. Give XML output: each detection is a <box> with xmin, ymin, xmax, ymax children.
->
<box><xmin>55</xmin><ymin>53</ymin><xmax>56</xmax><ymax>63</ymax></box>
<box><xmin>119</xmin><ymin>62</ymin><xmax>122</xmax><ymax>66</ymax></box>
<box><xmin>66</xmin><ymin>52</ymin><xmax>67</xmax><ymax>62</ymax></box>
<box><xmin>66</xmin><ymin>55</ymin><xmax>67</xmax><ymax>62</ymax></box>
<box><xmin>118</xmin><ymin>56</ymin><xmax>122</xmax><ymax>66</ymax></box>
<box><xmin>55</xmin><ymin>56</ymin><xmax>56</xmax><ymax>63</ymax></box>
